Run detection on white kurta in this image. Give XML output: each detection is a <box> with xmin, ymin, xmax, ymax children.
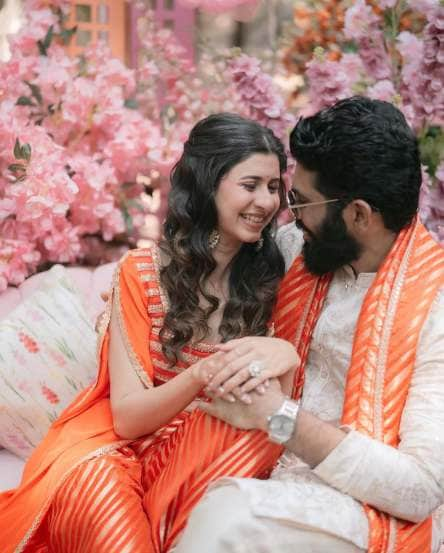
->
<box><xmin>196</xmin><ymin>224</ymin><xmax>444</xmax><ymax>552</ymax></box>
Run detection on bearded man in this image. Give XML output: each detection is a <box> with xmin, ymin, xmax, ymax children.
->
<box><xmin>175</xmin><ymin>97</ymin><xmax>444</xmax><ymax>553</ymax></box>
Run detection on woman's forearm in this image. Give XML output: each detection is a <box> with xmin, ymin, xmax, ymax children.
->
<box><xmin>113</xmin><ymin>369</ymin><xmax>204</xmax><ymax>439</ymax></box>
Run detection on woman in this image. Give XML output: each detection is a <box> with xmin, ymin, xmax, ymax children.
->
<box><xmin>0</xmin><ymin>113</ymin><xmax>299</xmax><ymax>552</ymax></box>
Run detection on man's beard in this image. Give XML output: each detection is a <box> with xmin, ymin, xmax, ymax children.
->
<box><xmin>297</xmin><ymin>210</ymin><xmax>362</xmax><ymax>276</ymax></box>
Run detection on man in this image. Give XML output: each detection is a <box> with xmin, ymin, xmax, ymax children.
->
<box><xmin>175</xmin><ymin>97</ymin><xmax>444</xmax><ymax>553</ymax></box>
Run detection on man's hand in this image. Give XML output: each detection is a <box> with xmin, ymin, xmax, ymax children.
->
<box><xmin>199</xmin><ymin>378</ymin><xmax>285</xmax><ymax>431</ymax></box>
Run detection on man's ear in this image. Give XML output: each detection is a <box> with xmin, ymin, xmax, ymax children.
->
<box><xmin>343</xmin><ymin>199</ymin><xmax>374</xmax><ymax>232</ymax></box>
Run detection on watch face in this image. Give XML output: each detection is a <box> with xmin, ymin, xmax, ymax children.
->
<box><xmin>269</xmin><ymin>414</ymin><xmax>294</xmax><ymax>441</ymax></box>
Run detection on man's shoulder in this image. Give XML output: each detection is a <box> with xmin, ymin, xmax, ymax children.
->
<box><xmin>275</xmin><ymin>222</ymin><xmax>304</xmax><ymax>271</ymax></box>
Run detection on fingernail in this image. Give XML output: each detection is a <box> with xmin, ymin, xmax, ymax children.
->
<box><xmin>241</xmin><ymin>394</ymin><xmax>251</xmax><ymax>404</ymax></box>
<box><xmin>218</xmin><ymin>386</ymin><xmax>224</xmax><ymax>395</ymax></box>
<box><xmin>264</xmin><ymin>379</ymin><xmax>270</xmax><ymax>388</ymax></box>
<box><xmin>227</xmin><ymin>394</ymin><xmax>236</xmax><ymax>403</ymax></box>
<box><xmin>257</xmin><ymin>385</ymin><xmax>265</xmax><ymax>394</ymax></box>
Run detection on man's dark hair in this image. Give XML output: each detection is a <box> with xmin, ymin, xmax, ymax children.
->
<box><xmin>290</xmin><ymin>96</ymin><xmax>421</xmax><ymax>232</ymax></box>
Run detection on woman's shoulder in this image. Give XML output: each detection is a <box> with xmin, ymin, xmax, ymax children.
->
<box><xmin>118</xmin><ymin>243</ymin><xmax>162</xmax><ymax>282</ymax></box>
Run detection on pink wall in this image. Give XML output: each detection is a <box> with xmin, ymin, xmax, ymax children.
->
<box><xmin>128</xmin><ymin>1</ymin><xmax>195</xmax><ymax>68</ymax></box>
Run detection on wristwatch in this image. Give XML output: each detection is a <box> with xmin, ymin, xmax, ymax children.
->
<box><xmin>267</xmin><ymin>398</ymin><xmax>300</xmax><ymax>444</ymax></box>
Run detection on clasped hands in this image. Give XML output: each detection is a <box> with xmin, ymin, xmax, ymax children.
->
<box><xmin>190</xmin><ymin>336</ymin><xmax>300</xmax><ymax>404</ymax></box>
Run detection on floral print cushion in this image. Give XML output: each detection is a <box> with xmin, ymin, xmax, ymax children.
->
<box><xmin>0</xmin><ymin>265</ymin><xmax>97</xmax><ymax>459</ymax></box>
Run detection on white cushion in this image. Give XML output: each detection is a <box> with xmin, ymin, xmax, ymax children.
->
<box><xmin>0</xmin><ymin>449</ymin><xmax>25</xmax><ymax>491</ymax></box>
<box><xmin>0</xmin><ymin>265</ymin><xmax>97</xmax><ymax>459</ymax></box>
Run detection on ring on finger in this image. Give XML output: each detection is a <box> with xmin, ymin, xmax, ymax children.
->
<box><xmin>248</xmin><ymin>359</ymin><xmax>265</xmax><ymax>379</ymax></box>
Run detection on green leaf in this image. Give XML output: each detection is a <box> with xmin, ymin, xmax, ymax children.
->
<box><xmin>24</xmin><ymin>81</ymin><xmax>43</xmax><ymax>105</ymax></box>
<box><xmin>37</xmin><ymin>25</ymin><xmax>54</xmax><ymax>56</ymax></box>
<box><xmin>43</xmin><ymin>25</ymin><xmax>54</xmax><ymax>50</ymax></box>
<box><xmin>60</xmin><ymin>26</ymin><xmax>77</xmax><ymax>45</ymax></box>
<box><xmin>126</xmin><ymin>199</ymin><xmax>146</xmax><ymax>212</ymax></box>
<box><xmin>21</xmin><ymin>143</ymin><xmax>32</xmax><ymax>161</ymax></box>
<box><xmin>121</xmin><ymin>206</ymin><xmax>133</xmax><ymax>234</ymax></box>
<box><xmin>8</xmin><ymin>163</ymin><xmax>26</xmax><ymax>173</ymax></box>
<box><xmin>124</xmin><ymin>98</ymin><xmax>139</xmax><ymax>110</ymax></box>
<box><xmin>14</xmin><ymin>138</ymin><xmax>23</xmax><ymax>159</ymax></box>
<box><xmin>16</xmin><ymin>96</ymin><xmax>34</xmax><ymax>106</ymax></box>
<box><xmin>419</xmin><ymin>128</ymin><xmax>444</xmax><ymax>177</ymax></box>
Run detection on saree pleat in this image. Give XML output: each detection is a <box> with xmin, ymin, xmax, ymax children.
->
<box><xmin>0</xmin><ymin>246</ymin><xmax>282</xmax><ymax>552</ymax></box>
<box><xmin>46</xmin><ymin>449</ymin><xmax>152</xmax><ymax>553</ymax></box>
<box><xmin>273</xmin><ymin>218</ymin><xmax>444</xmax><ymax>553</ymax></box>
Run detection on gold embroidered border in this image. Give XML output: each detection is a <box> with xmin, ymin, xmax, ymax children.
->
<box><xmin>114</xmin><ymin>273</ymin><xmax>152</xmax><ymax>389</ymax></box>
<box><xmin>187</xmin><ymin>341</ymin><xmax>217</xmax><ymax>354</ymax></box>
<box><xmin>145</xmin><ymin>288</ymin><xmax>160</xmax><ymax>297</ymax></box>
<box><xmin>386</xmin><ymin>517</ymin><xmax>398</xmax><ymax>553</ymax></box>
<box><xmin>148</xmin><ymin>303</ymin><xmax>163</xmax><ymax>314</ymax></box>
<box><xmin>150</xmin><ymin>341</ymin><xmax>163</xmax><ymax>353</ymax></box>
<box><xmin>150</xmin><ymin>244</ymin><xmax>170</xmax><ymax>312</ymax></box>
<box><xmin>140</xmin><ymin>273</ymin><xmax>157</xmax><ymax>283</ymax></box>
<box><xmin>71</xmin><ymin>255</ymin><xmax>128</xmax><ymax>412</ymax></box>
<box><xmin>136</xmin><ymin>262</ymin><xmax>154</xmax><ymax>271</ymax></box>
<box><xmin>373</xmin><ymin>231</ymin><xmax>414</xmax><ymax>440</ymax></box>
<box><xmin>129</xmin><ymin>249</ymin><xmax>151</xmax><ymax>258</ymax></box>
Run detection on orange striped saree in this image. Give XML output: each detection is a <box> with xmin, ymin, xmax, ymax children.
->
<box><xmin>274</xmin><ymin>217</ymin><xmax>444</xmax><ymax>553</ymax></box>
<box><xmin>0</xmin><ymin>246</ymin><xmax>283</xmax><ymax>553</ymax></box>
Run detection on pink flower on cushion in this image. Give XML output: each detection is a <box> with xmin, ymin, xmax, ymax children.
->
<box><xmin>18</xmin><ymin>331</ymin><xmax>39</xmax><ymax>353</ymax></box>
<box><xmin>47</xmin><ymin>348</ymin><xmax>67</xmax><ymax>368</ymax></box>
<box><xmin>5</xmin><ymin>433</ymin><xmax>31</xmax><ymax>452</ymax></box>
<box><xmin>41</xmin><ymin>384</ymin><xmax>60</xmax><ymax>404</ymax></box>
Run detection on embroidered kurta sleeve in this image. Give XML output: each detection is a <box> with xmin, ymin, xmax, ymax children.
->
<box><xmin>313</xmin><ymin>289</ymin><xmax>444</xmax><ymax>522</ymax></box>
<box><xmin>275</xmin><ymin>223</ymin><xmax>303</xmax><ymax>270</ymax></box>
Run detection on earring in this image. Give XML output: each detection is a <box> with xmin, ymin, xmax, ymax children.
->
<box><xmin>256</xmin><ymin>237</ymin><xmax>264</xmax><ymax>251</ymax></box>
<box><xmin>208</xmin><ymin>229</ymin><xmax>220</xmax><ymax>249</ymax></box>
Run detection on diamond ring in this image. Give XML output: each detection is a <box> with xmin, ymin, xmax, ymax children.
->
<box><xmin>248</xmin><ymin>359</ymin><xmax>265</xmax><ymax>379</ymax></box>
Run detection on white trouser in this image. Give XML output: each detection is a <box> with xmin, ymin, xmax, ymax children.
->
<box><xmin>175</xmin><ymin>484</ymin><xmax>366</xmax><ymax>553</ymax></box>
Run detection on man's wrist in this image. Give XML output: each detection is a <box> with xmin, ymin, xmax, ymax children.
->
<box><xmin>256</xmin><ymin>391</ymin><xmax>286</xmax><ymax>432</ymax></box>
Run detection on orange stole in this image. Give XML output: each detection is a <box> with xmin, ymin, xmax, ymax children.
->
<box><xmin>273</xmin><ymin>218</ymin><xmax>444</xmax><ymax>553</ymax></box>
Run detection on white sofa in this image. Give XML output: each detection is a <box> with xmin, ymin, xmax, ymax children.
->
<box><xmin>0</xmin><ymin>262</ymin><xmax>116</xmax><ymax>492</ymax></box>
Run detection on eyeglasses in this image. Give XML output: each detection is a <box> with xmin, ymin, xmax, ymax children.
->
<box><xmin>287</xmin><ymin>189</ymin><xmax>340</xmax><ymax>215</ymax></box>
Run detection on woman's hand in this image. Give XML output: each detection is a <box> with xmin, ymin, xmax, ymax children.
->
<box><xmin>189</xmin><ymin>351</ymin><xmax>226</xmax><ymax>387</ymax></box>
<box><xmin>207</xmin><ymin>337</ymin><xmax>300</xmax><ymax>400</ymax></box>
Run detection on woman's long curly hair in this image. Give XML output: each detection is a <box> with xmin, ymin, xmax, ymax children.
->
<box><xmin>159</xmin><ymin>113</ymin><xmax>287</xmax><ymax>363</ymax></box>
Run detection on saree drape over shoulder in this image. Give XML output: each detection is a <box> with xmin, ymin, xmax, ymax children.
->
<box><xmin>274</xmin><ymin>218</ymin><xmax>444</xmax><ymax>553</ymax></box>
<box><xmin>0</xmin><ymin>246</ymin><xmax>283</xmax><ymax>553</ymax></box>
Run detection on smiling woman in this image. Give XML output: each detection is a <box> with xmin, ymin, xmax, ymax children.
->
<box><xmin>160</xmin><ymin>113</ymin><xmax>288</xmax><ymax>360</ymax></box>
<box><xmin>0</xmin><ymin>113</ymin><xmax>299</xmax><ymax>553</ymax></box>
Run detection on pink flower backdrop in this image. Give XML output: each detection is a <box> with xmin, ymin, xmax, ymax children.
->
<box><xmin>302</xmin><ymin>0</ymin><xmax>443</xmax><ymax>244</ymax></box>
<box><xmin>0</xmin><ymin>0</ymin><xmax>442</xmax><ymax>291</ymax></box>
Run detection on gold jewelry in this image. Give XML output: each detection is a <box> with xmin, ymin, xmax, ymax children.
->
<box><xmin>208</xmin><ymin>229</ymin><xmax>220</xmax><ymax>249</ymax></box>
